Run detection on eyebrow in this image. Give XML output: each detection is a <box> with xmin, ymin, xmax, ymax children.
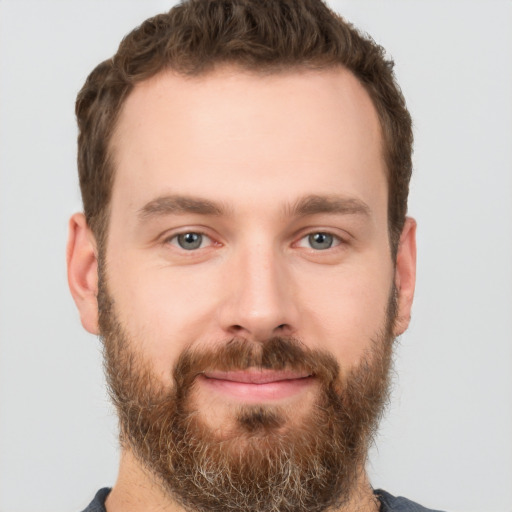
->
<box><xmin>137</xmin><ymin>193</ymin><xmax>371</xmax><ymax>222</ymax></box>
<box><xmin>285</xmin><ymin>194</ymin><xmax>371</xmax><ymax>218</ymax></box>
<box><xmin>138</xmin><ymin>194</ymin><xmax>226</xmax><ymax>220</ymax></box>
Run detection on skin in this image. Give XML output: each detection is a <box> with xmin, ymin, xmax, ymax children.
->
<box><xmin>67</xmin><ymin>66</ymin><xmax>416</xmax><ymax>512</ymax></box>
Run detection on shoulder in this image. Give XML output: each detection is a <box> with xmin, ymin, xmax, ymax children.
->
<box><xmin>375</xmin><ymin>489</ymin><xmax>447</xmax><ymax>512</ymax></box>
<box><xmin>80</xmin><ymin>488</ymin><xmax>111</xmax><ymax>512</ymax></box>
<box><xmin>81</xmin><ymin>487</ymin><xmax>446</xmax><ymax>512</ymax></box>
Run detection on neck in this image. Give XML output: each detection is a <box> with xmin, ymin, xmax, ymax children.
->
<box><xmin>106</xmin><ymin>449</ymin><xmax>379</xmax><ymax>512</ymax></box>
<box><xmin>106</xmin><ymin>450</ymin><xmax>183</xmax><ymax>512</ymax></box>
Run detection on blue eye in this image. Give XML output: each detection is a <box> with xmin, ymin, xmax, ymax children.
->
<box><xmin>172</xmin><ymin>232</ymin><xmax>208</xmax><ymax>250</ymax></box>
<box><xmin>308</xmin><ymin>233</ymin><xmax>334</xmax><ymax>250</ymax></box>
<box><xmin>297</xmin><ymin>232</ymin><xmax>341</xmax><ymax>250</ymax></box>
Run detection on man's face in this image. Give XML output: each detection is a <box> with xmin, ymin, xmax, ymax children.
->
<box><xmin>70</xmin><ymin>66</ymin><xmax>416</xmax><ymax>511</ymax></box>
<box><xmin>107</xmin><ymin>66</ymin><xmax>394</xmax><ymax>392</ymax></box>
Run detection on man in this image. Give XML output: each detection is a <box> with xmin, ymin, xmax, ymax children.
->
<box><xmin>66</xmin><ymin>0</ymin><xmax>438</xmax><ymax>511</ymax></box>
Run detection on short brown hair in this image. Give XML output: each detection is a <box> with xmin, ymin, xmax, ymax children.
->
<box><xmin>76</xmin><ymin>0</ymin><xmax>412</xmax><ymax>254</ymax></box>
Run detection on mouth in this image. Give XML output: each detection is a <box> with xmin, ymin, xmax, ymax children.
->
<box><xmin>199</xmin><ymin>369</ymin><xmax>315</xmax><ymax>402</ymax></box>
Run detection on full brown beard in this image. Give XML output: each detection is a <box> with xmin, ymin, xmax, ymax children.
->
<box><xmin>98</xmin><ymin>278</ymin><xmax>396</xmax><ymax>512</ymax></box>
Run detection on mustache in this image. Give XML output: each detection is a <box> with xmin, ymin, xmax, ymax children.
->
<box><xmin>173</xmin><ymin>337</ymin><xmax>340</xmax><ymax>392</ymax></box>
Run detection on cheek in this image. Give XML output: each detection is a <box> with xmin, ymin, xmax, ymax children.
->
<box><xmin>295</xmin><ymin>260</ymin><xmax>393</xmax><ymax>366</ymax></box>
<box><xmin>106</xmin><ymin>257</ymin><xmax>222</xmax><ymax>381</ymax></box>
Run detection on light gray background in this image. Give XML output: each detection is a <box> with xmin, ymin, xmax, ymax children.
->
<box><xmin>0</xmin><ymin>1</ymin><xmax>511</xmax><ymax>511</ymax></box>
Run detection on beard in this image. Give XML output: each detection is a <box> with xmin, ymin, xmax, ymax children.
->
<box><xmin>98</xmin><ymin>278</ymin><xmax>396</xmax><ymax>512</ymax></box>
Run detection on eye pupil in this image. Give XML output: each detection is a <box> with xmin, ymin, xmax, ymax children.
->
<box><xmin>308</xmin><ymin>232</ymin><xmax>333</xmax><ymax>250</ymax></box>
<box><xmin>177</xmin><ymin>233</ymin><xmax>202</xmax><ymax>250</ymax></box>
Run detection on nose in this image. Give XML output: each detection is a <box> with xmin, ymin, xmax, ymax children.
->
<box><xmin>216</xmin><ymin>243</ymin><xmax>299</xmax><ymax>342</ymax></box>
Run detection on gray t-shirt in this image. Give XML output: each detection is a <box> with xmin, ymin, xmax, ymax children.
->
<box><xmin>80</xmin><ymin>487</ymin><xmax>446</xmax><ymax>512</ymax></box>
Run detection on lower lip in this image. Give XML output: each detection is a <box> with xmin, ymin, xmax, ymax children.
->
<box><xmin>199</xmin><ymin>375</ymin><xmax>315</xmax><ymax>402</ymax></box>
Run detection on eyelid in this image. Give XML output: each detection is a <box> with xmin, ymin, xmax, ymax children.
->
<box><xmin>159</xmin><ymin>226</ymin><xmax>349</xmax><ymax>251</ymax></box>
<box><xmin>169</xmin><ymin>233</ymin><xmax>212</xmax><ymax>249</ymax></box>
<box><xmin>162</xmin><ymin>227</ymin><xmax>220</xmax><ymax>250</ymax></box>
<box><xmin>293</xmin><ymin>227</ymin><xmax>349</xmax><ymax>247</ymax></box>
<box><xmin>296</xmin><ymin>232</ymin><xmax>341</xmax><ymax>249</ymax></box>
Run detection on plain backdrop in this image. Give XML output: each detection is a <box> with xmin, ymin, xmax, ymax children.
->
<box><xmin>0</xmin><ymin>1</ymin><xmax>511</xmax><ymax>511</ymax></box>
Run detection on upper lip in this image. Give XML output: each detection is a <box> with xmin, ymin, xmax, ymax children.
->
<box><xmin>202</xmin><ymin>369</ymin><xmax>312</xmax><ymax>384</ymax></box>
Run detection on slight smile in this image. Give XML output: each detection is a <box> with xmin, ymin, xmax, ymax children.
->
<box><xmin>199</xmin><ymin>369</ymin><xmax>315</xmax><ymax>402</ymax></box>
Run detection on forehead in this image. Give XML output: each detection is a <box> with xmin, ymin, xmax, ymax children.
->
<box><xmin>109</xmin><ymin>66</ymin><xmax>386</xmax><ymax>218</ymax></box>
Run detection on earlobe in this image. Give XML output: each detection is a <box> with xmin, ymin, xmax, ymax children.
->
<box><xmin>67</xmin><ymin>213</ymin><xmax>100</xmax><ymax>335</ymax></box>
<box><xmin>394</xmin><ymin>217</ymin><xmax>417</xmax><ymax>336</ymax></box>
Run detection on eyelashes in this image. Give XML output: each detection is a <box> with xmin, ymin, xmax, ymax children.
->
<box><xmin>296</xmin><ymin>232</ymin><xmax>342</xmax><ymax>251</ymax></box>
<box><xmin>164</xmin><ymin>230</ymin><xmax>345</xmax><ymax>252</ymax></box>
<box><xmin>167</xmin><ymin>232</ymin><xmax>213</xmax><ymax>251</ymax></box>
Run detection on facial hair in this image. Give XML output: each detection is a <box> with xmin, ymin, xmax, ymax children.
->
<box><xmin>98</xmin><ymin>280</ymin><xmax>396</xmax><ymax>512</ymax></box>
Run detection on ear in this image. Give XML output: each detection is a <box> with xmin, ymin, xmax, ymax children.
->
<box><xmin>67</xmin><ymin>213</ymin><xmax>100</xmax><ymax>335</ymax></box>
<box><xmin>393</xmin><ymin>217</ymin><xmax>417</xmax><ymax>336</ymax></box>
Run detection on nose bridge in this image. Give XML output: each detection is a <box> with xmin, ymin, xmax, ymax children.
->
<box><xmin>218</xmin><ymin>237</ymin><xmax>297</xmax><ymax>340</ymax></box>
